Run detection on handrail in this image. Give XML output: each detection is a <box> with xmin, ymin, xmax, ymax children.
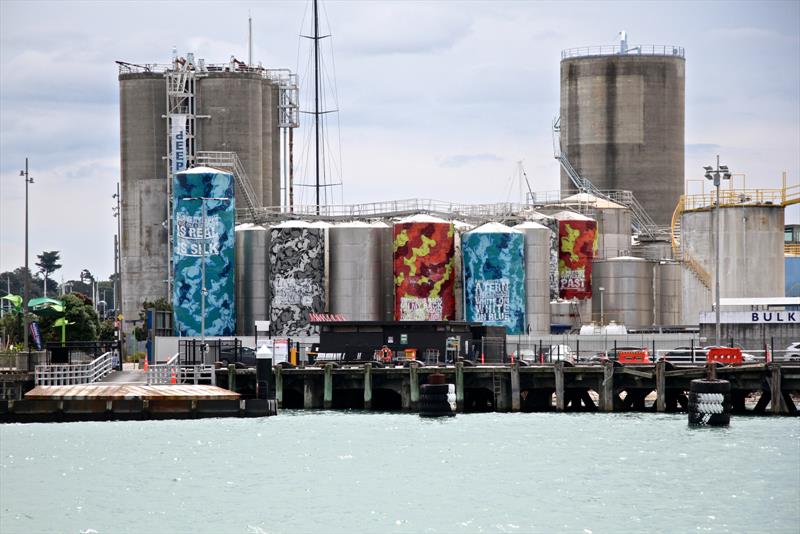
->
<box><xmin>785</xmin><ymin>244</ymin><xmax>800</xmax><ymax>256</ymax></box>
<box><xmin>682</xmin><ymin>188</ymin><xmax>790</xmax><ymax>211</ymax></box>
<box><xmin>196</xmin><ymin>151</ymin><xmax>259</xmax><ymax>219</ymax></box>
<box><xmin>147</xmin><ymin>353</ymin><xmax>215</xmax><ymax>385</ymax></box>
<box><xmin>561</xmin><ymin>44</ymin><xmax>685</xmax><ymax>59</ymax></box>
<box><xmin>35</xmin><ymin>352</ymin><xmax>113</xmax><ymax>386</ymax></box>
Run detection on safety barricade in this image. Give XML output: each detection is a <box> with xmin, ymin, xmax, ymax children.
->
<box><xmin>617</xmin><ymin>349</ymin><xmax>650</xmax><ymax>364</ymax></box>
<box><xmin>706</xmin><ymin>347</ymin><xmax>743</xmax><ymax>365</ymax></box>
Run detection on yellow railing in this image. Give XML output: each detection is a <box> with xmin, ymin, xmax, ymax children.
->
<box><xmin>783</xmin><ymin>183</ymin><xmax>800</xmax><ymax>206</ymax></box>
<box><xmin>682</xmin><ymin>188</ymin><xmax>790</xmax><ymax>211</ymax></box>
<box><xmin>670</xmin><ymin>195</ymin><xmax>684</xmax><ymax>256</ymax></box>
<box><xmin>670</xmin><ymin>194</ymin><xmax>712</xmax><ymax>290</ymax></box>
<box><xmin>786</xmin><ymin>244</ymin><xmax>800</xmax><ymax>256</ymax></box>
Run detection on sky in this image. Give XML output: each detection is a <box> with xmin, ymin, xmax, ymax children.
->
<box><xmin>1</xmin><ymin>0</ymin><xmax>798</xmax><ymax>283</ymax></box>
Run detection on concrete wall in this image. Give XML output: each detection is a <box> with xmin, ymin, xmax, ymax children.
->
<box><xmin>119</xmin><ymin>73</ymin><xmax>168</xmax><ymax>332</ymax></box>
<box><xmin>699</xmin><ymin>323</ymin><xmax>800</xmax><ymax>353</ymax></box>
<box><xmin>560</xmin><ymin>55</ymin><xmax>685</xmax><ymax>226</ymax></box>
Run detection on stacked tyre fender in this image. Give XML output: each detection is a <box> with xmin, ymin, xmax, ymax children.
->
<box><xmin>688</xmin><ymin>379</ymin><xmax>731</xmax><ymax>427</ymax></box>
<box><xmin>419</xmin><ymin>374</ymin><xmax>456</xmax><ymax>417</ymax></box>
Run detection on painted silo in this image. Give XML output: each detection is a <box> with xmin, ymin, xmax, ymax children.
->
<box><xmin>393</xmin><ymin>214</ymin><xmax>456</xmax><ymax>321</ymax></box>
<box><xmin>172</xmin><ymin>166</ymin><xmax>236</xmax><ymax>336</ymax></box>
<box><xmin>235</xmin><ymin>223</ymin><xmax>269</xmax><ymax>335</ymax></box>
<box><xmin>560</xmin><ymin>192</ymin><xmax>632</xmax><ymax>259</ymax></box>
<box><xmin>553</xmin><ymin>211</ymin><xmax>597</xmax><ymax>300</ymax></box>
<box><xmin>462</xmin><ymin>223</ymin><xmax>526</xmax><ymax>334</ymax></box>
<box><xmin>529</xmin><ymin>212</ymin><xmax>559</xmax><ymax>300</ymax></box>
<box><xmin>269</xmin><ymin>221</ymin><xmax>327</xmax><ymax>336</ymax></box>
<box><xmin>514</xmin><ymin>221</ymin><xmax>552</xmax><ymax>335</ymax></box>
<box><xmin>329</xmin><ymin>221</ymin><xmax>387</xmax><ymax>321</ymax></box>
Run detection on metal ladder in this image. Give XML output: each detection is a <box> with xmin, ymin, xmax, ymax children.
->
<box><xmin>492</xmin><ymin>372</ymin><xmax>502</xmax><ymax>409</ymax></box>
<box><xmin>195</xmin><ymin>151</ymin><xmax>260</xmax><ymax>221</ymax></box>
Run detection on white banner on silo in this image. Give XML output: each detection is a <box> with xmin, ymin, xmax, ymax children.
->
<box><xmin>170</xmin><ymin>114</ymin><xmax>188</xmax><ymax>175</ymax></box>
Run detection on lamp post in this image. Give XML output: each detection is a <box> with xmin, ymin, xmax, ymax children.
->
<box><xmin>703</xmin><ymin>155</ymin><xmax>732</xmax><ymax>347</ymax></box>
<box><xmin>598</xmin><ymin>286</ymin><xmax>605</xmax><ymax>325</ymax></box>
<box><xmin>20</xmin><ymin>158</ymin><xmax>33</xmax><ymax>353</ymax></box>
<box><xmin>181</xmin><ymin>196</ymin><xmax>230</xmax><ymax>359</ymax></box>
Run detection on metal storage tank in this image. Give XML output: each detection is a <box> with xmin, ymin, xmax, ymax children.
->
<box><xmin>269</xmin><ymin>220</ymin><xmax>327</xmax><ymax>336</ymax></box>
<box><xmin>118</xmin><ymin>71</ymin><xmax>168</xmax><ymax>334</ymax></box>
<box><xmin>329</xmin><ymin>221</ymin><xmax>386</xmax><ymax>321</ymax></box>
<box><xmin>462</xmin><ymin>223</ymin><xmax>526</xmax><ymax>334</ymax></box>
<box><xmin>631</xmin><ymin>238</ymin><xmax>673</xmax><ymax>261</ymax></box>
<box><xmin>553</xmin><ymin>211</ymin><xmax>598</xmax><ymax>300</ymax></box>
<box><xmin>655</xmin><ymin>260</ymin><xmax>682</xmax><ymax>325</ymax></box>
<box><xmin>393</xmin><ymin>214</ymin><xmax>456</xmax><ymax>321</ymax></box>
<box><xmin>561</xmin><ymin>193</ymin><xmax>631</xmax><ymax>258</ymax></box>
<box><xmin>550</xmin><ymin>299</ymin><xmax>592</xmax><ymax>329</ymax></box>
<box><xmin>681</xmin><ymin>205</ymin><xmax>785</xmax><ymax>300</ymax></box>
<box><xmin>592</xmin><ymin>256</ymin><xmax>654</xmax><ymax>327</ymax></box>
<box><xmin>452</xmin><ymin>220</ymin><xmax>474</xmax><ymax>321</ymax></box>
<box><xmin>560</xmin><ymin>38</ymin><xmax>685</xmax><ymax>225</ymax></box>
<box><xmin>375</xmin><ymin>221</ymin><xmax>395</xmax><ymax>321</ymax></box>
<box><xmin>529</xmin><ymin>212</ymin><xmax>559</xmax><ymax>300</ymax></box>
<box><xmin>514</xmin><ymin>221</ymin><xmax>552</xmax><ymax>335</ymax></box>
<box><xmin>235</xmin><ymin>223</ymin><xmax>270</xmax><ymax>335</ymax></box>
<box><xmin>172</xmin><ymin>166</ymin><xmax>236</xmax><ymax>336</ymax></box>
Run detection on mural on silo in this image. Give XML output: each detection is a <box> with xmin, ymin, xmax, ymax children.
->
<box><xmin>532</xmin><ymin>215</ymin><xmax>559</xmax><ymax>299</ymax></box>
<box><xmin>462</xmin><ymin>226</ymin><xmax>526</xmax><ymax>334</ymax></box>
<box><xmin>172</xmin><ymin>167</ymin><xmax>236</xmax><ymax>336</ymax></box>
<box><xmin>558</xmin><ymin>219</ymin><xmax>597</xmax><ymax>300</ymax></box>
<box><xmin>393</xmin><ymin>218</ymin><xmax>456</xmax><ymax>320</ymax></box>
<box><xmin>269</xmin><ymin>226</ymin><xmax>326</xmax><ymax>336</ymax></box>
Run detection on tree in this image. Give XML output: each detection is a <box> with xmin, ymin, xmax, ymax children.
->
<box><xmin>36</xmin><ymin>293</ymin><xmax>100</xmax><ymax>342</ymax></box>
<box><xmin>0</xmin><ymin>267</ymin><xmax>46</xmax><ymax>300</ymax></box>
<box><xmin>36</xmin><ymin>251</ymin><xmax>62</xmax><ymax>298</ymax></box>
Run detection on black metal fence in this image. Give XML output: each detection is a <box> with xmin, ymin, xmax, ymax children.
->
<box><xmin>45</xmin><ymin>341</ymin><xmax>123</xmax><ymax>368</ymax></box>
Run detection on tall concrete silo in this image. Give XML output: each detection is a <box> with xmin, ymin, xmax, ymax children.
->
<box><xmin>118</xmin><ymin>58</ymin><xmax>290</xmax><ymax>330</ymax></box>
<box><xmin>560</xmin><ymin>38</ymin><xmax>685</xmax><ymax>225</ymax></box>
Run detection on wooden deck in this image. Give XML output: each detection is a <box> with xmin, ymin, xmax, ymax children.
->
<box><xmin>25</xmin><ymin>384</ymin><xmax>239</xmax><ymax>401</ymax></box>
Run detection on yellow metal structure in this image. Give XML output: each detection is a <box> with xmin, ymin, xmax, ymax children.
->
<box><xmin>785</xmin><ymin>244</ymin><xmax>800</xmax><ymax>256</ymax></box>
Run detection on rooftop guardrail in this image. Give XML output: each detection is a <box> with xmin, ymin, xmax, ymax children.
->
<box><xmin>561</xmin><ymin>44</ymin><xmax>685</xmax><ymax>60</ymax></box>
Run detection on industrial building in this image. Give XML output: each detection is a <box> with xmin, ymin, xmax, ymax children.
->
<box><xmin>118</xmin><ymin>37</ymin><xmax>798</xmax><ymax>346</ymax></box>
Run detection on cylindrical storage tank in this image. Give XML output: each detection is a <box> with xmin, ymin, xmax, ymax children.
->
<box><xmin>393</xmin><ymin>214</ymin><xmax>456</xmax><ymax>320</ymax></box>
<box><xmin>196</xmin><ymin>72</ymin><xmax>268</xmax><ymax>205</ymax></box>
<box><xmin>655</xmin><ymin>260</ymin><xmax>682</xmax><ymax>326</ymax></box>
<box><xmin>462</xmin><ymin>223</ymin><xmax>526</xmax><ymax>334</ymax></box>
<box><xmin>172</xmin><ymin>166</ymin><xmax>236</xmax><ymax>336</ymax></box>
<box><xmin>592</xmin><ymin>256</ymin><xmax>654</xmax><ymax>327</ymax></box>
<box><xmin>261</xmin><ymin>78</ymin><xmax>281</xmax><ymax>208</ymax></box>
<box><xmin>514</xmin><ymin>221</ymin><xmax>552</xmax><ymax>335</ymax></box>
<box><xmin>235</xmin><ymin>223</ymin><xmax>270</xmax><ymax>335</ymax></box>
<box><xmin>631</xmin><ymin>238</ymin><xmax>674</xmax><ymax>261</ymax></box>
<box><xmin>269</xmin><ymin>220</ymin><xmax>327</xmax><ymax>336</ymax></box>
<box><xmin>376</xmin><ymin>222</ymin><xmax>395</xmax><ymax>321</ymax></box>
<box><xmin>550</xmin><ymin>299</ymin><xmax>591</xmax><ymax>329</ymax></box>
<box><xmin>681</xmin><ymin>205</ymin><xmax>785</xmax><ymax>299</ymax></box>
<box><xmin>553</xmin><ymin>211</ymin><xmax>597</xmax><ymax>300</ymax></box>
<box><xmin>452</xmin><ymin>220</ymin><xmax>474</xmax><ymax>321</ymax></box>
<box><xmin>529</xmin><ymin>212</ymin><xmax>559</xmax><ymax>300</ymax></box>
<box><xmin>560</xmin><ymin>193</ymin><xmax>632</xmax><ymax>259</ymax></box>
<box><xmin>118</xmin><ymin>72</ymin><xmax>168</xmax><ymax>333</ymax></box>
<box><xmin>560</xmin><ymin>44</ymin><xmax>685</xmax><ymax>226</ymax></box>
<box><xmin>329</xmin><ymin>221</ymin><xmax>387</xmax><ymax>321</ymax></box>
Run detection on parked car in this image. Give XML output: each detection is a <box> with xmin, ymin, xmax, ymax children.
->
<box><xmin>783</xmin><ymin>342</ymin><xmax>800</xmax><ymax>361</ymax></box>
<box><xmin>541</xmin><ymin>344</ymin><xmax>575</xmax><ymax>363</ymax></box>
<box><xmin>658</xmin><ymin>346</ymin><xmax>708</xmax><ymax>363</ymax></box>
<box><xmin>218</xmin><ymin>346</ymin><xmax>257</xmax><ymax>367</ymax></box>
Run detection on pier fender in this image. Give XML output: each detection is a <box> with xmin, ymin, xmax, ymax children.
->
<box><xmin>688</xmin><ymin>379</ymin><xmax>732</xmax><ymax>427</ymax></box>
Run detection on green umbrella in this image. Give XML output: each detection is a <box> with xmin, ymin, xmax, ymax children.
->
<box><xmin>53</xmin><ymin>317</ymin><xmax>75</xmax><ymax>345</ymax></box>
<box><xmin>28</xmin><ymin>297</ymin><xmax>65</xmax><ymax>317</ymax></box>
<box><xmin>1</xmin><ymin>294</ymin><xmax>22</xmax><ymax>312</ymax></box>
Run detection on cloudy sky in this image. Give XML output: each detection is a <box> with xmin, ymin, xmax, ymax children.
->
<box><xmin>1</xmin><ymin>0</ymin><xmax>798</xmax><ymax>282</ymax></box>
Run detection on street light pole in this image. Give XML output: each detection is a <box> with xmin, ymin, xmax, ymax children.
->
<box><xmin>113</xmin><ymin>182</ymin><xmax>122</xmax><ymax>346</ymax></box>
<box><xmin>20</xmin><ymin>158</ymin><xmax>33</xmax><ymax>353</ymax></box>
<box><xmin>599</xmin><ymin>286</ymin><xmax>605</xmax><ymax>325</ymax></box>
<box><xmin>704</xmin><ymin>155</ymin><xmax>732</xmax><ymax>347</ymax></box>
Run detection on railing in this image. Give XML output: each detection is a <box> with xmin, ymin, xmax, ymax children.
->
<box><xmin>147</xmin><ymin>353</ymin><xmax>216</xmax><ymax>385</ymax></box>
<box><xmin>785</xmin><ymin>244</ymin><xmax>800</xmax><ymax>256</ymax></box>
<box><xmin>35</xmin><ymin>352</ymin><xmax>113</xmax><ymax>386</ymax></box>
<box><xmin>682</xmin><ymin>189</ymin><xmax>789</xmax><ymax>211</ymax></box>
<box><xmin>561</xmin><ymin>44</ymin><xmax>685</xmax><ymax>59</ymax></box>
<box><xmin>196</xmin><ymin>151</ymin><xmax>260</xmax><ymax>219</ymax></box>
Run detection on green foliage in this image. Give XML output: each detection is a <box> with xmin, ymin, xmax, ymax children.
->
<box><xmin>133</xmin><ymin>298</ymin><xmax>172</xmax><ymax>341</ymax></box>
<box><xmin>36</xmin><ymin>251</ymin><xmax>62</xmax><ymax>277</ymax></box>
<box><xmin>0</xmin><ymin>267</ymin><xmax>53</xmax><ymax>300</ymax></box>
<box><xmin>36</xmin><ymin>293</ymin><xmax>100</xmax><ymax>342</ymax></box>
<box><xmin>98</xmin><ymin>319</ymin><xmax>117</xmax><ymax>341</ymax></box>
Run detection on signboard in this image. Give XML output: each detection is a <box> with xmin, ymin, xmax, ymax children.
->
<box><xmin>260</xmin><ymin>338</ymin><xmax>289</xmax><ymax>363</ymax></box>
<box><xmin>558</xmin><ymin>219</ymin><xmax>597</xmax><ymax>300</ymax></box>
<box><xmin>170</xmin><ymin>114</ymin><xmax>188</xmax><ymax>175</ymax></box>
<box><xmin>400</xmin><ymin>334</ymin><xmax>408</xmax><ymax>345</ymax></box>
<box><xmin>699</xmin><ymin>311</ymin><xmax>799</xmax><ymax>324</ymax></box>
<box><xmin>29</xmin><ymin>321</ymin><xmax>42</xmax><ymax>351</ymax></box>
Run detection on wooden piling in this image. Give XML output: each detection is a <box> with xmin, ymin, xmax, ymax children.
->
<box><xmin>770</xmin><ymin>364</ymin><xmax>788</xmax><ymax>414</ymax></box>
<box><xmin>600</xmin><ymin>362</ymin><xmax>614</xmax><ymax>412</ymax></box>
<box><xmin>274</xmin><ymin>365</ymin><xmax>283</xmax><ymax>408</ymax></box>
<box><xmin>510</xmin><ymin>364</ymin><xmax>521</xmax><ymax>412</ymax></box>
<box><xmin>655</xmin><ymin>360</ymin><xmax>666</xmax><ymax>413</ymax></box>
<box><xmin>227</xmin><ymin>364</ymin><xmax>237</xmax><ymax>393</ymax></box>
<box><xmin>303</xmin><ymin>378</ymin><xmax>316</xmax><ymax>409</ymax></box>
<box><xmin>323</xmin><ymin>363</ymin><xmax>333</xmax><ymax>409</ymax></box>
<box><xmin>555</xmin><ymin>362</ymin><xmax>565</xmax><ymax>411</ymax></box>
<box><xmin>455</xmin><ymin>362</ymin><xmax>464</xmax><ymax>412</ymax></box>
<box><xmin>409</xmin><ymin>363</ymin><xmax>419</xmax><ymax>410</ymax></box>
<box><xmin>363</xmin><ymin>363</ymin><xmax>372</xmax><ymax>410</ymax></box>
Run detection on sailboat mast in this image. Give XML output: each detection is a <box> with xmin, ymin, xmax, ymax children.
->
<box><xmin>313</xmin><ymin>0</ymin><xmax>321</xmax><ymax>215</ymax></box>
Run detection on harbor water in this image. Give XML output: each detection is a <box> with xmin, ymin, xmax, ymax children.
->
<box><xmin>1</xmin><ymin>412</ymin><xmax>798</xmax><ymax>533</ymax></box>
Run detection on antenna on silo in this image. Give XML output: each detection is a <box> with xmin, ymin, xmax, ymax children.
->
<box><xmin>248</xmin><ymin>12</ymin><xmax>253</xmax><ymax>67</ymax></box>
<box><xmin>618</xmin><ymin>31</ymin><xmax>628</xmax><ymax>54</ymax></box>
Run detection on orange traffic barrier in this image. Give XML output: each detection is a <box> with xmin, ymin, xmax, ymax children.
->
<box><xmin>170</xmin><ymin>368</ymin><xmax>177</xmax><ymax>384</ymax></box>
<box><xmin>618</xmin><ymin>349</ymin><xmax>650</xmax><ymax>364</ymax></box>
<box><xmin>481</xmin><ymin>353</ymin><xmax>485</xmax><ymax>364</ymax></box>
<box><xmin>143</xmin><ymin>358</ymin><xmax>149</xmax><ymax>372</ymax></box>
<box><xmin>707</xmin><ymin>347</ymin><xmax>743</xmax><ymax>365</ymax></box>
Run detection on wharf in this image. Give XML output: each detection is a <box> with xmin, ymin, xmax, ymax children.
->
<box><xmin>1</xmin><ymin>383</ymin><xmax>277</xmax><ymax>423</ymax></box>
<box><xmin>261</xmin><ymin>361</ymin><xmax>800</xmax><ymax>415</ymax></box>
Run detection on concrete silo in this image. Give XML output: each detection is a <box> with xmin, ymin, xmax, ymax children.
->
<box><xmin>514</xmin><ymin>221</ymin><xmax>552</xmax><ymax>335</ymax></box>
<box><xmin>560</xmin><ymin>38</ymin><xmax>685</xmax><ymax>226</ymax></box>
<box><xmin>235</xmin><ymin>224</ymin><xmax>270</xmax><ymax>335</ymax></box>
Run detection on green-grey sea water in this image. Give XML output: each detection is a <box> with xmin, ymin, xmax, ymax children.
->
<box><xmin>1</xmin><ymin>412</ymin><xmax>798</xmax><ymax>534</ymax></box>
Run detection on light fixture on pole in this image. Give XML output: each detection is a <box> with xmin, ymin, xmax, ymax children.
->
<box><xmin>112</xmin><ymin>183</ymin><xmax>122</xmax><ymax>346</ymax></box>
<box><xmin>598</xmin><ymin>286</ymin><xmax>605</xmax><ymax>325</ymax></box>
<box><xmin>20</xmin><ymin>158</ymin><xmax>34</xmax><ymax>353</ymax></box>
<box><xmin>703</xmin><ymin>155</ymin><xmax>732</xmax><ymax>347</ymax></box>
